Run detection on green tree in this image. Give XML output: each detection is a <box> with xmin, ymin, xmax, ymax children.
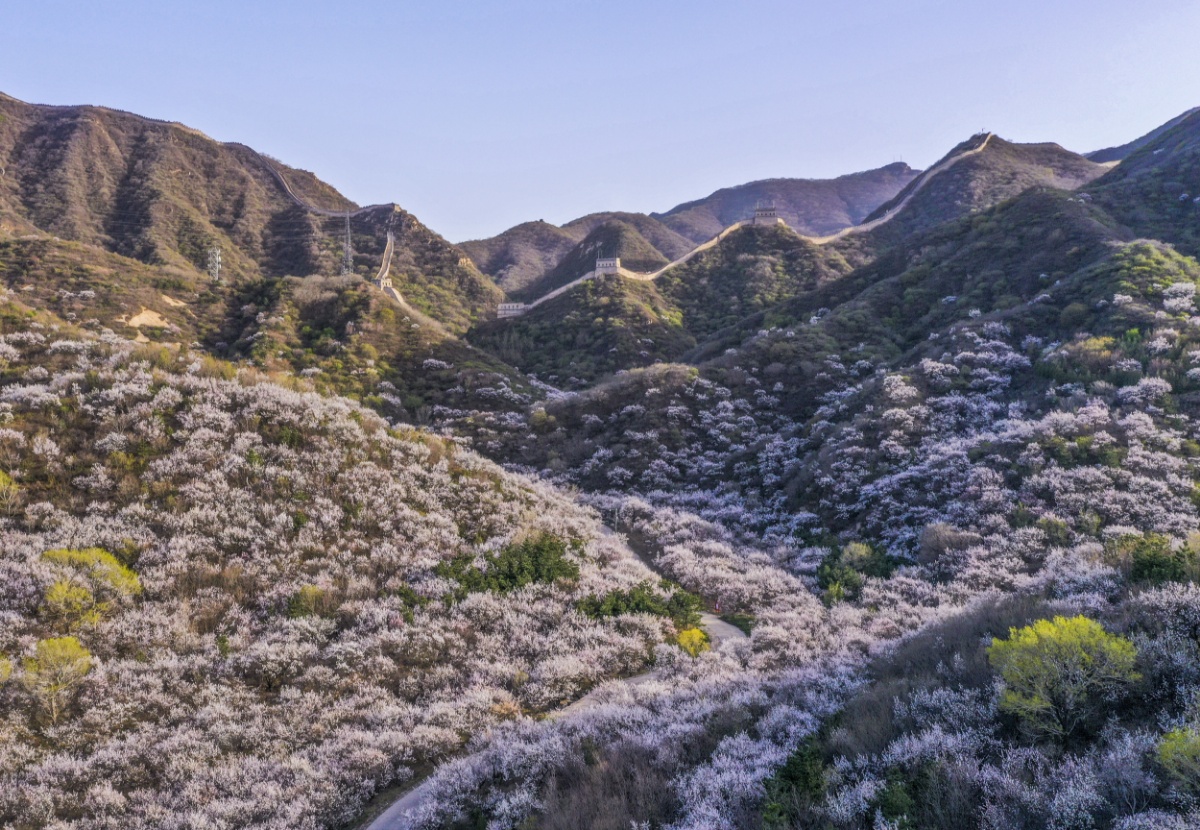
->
<box><xmin>42</xmin><ymin>547</ymin><xmax>141</xmax><ymax>589</ymax></box>
<box><xmin>1036</xmin><ymin>516</ymin><xmax>1073</xmax><ymax>548</ymax></box>
<box><xmin>1158</xmin><ymin>726</ymin><xmax>1200</xmax><ymax>793</ymax></box>
<box><xmin>1117</xmin><ymin>533</ymin><xmax>1198</xmax><ymax>584</ymax></box>
<box><xmin>437</xmin><ymin>533</ymin><xmax>580</xmax><ymax>599</ymax></box>
<box><xmin>21</xmin><ymin>636</ymin><xmax>94</xmax><ymax>725</ymax></box>
<box><xmin>40</xmin><ymin>547</ymin><xmax>142</xmax><ymax>629</ymax></box>
<box><xmin>987</xmin><ymin>615</ymin><xmax>1140</xmax><ymax>740</ymax></box>
<box><xmin>42</xmin><ymin>579</ymin><xmax>100</xmax><ymax>630</ymax></box>
<box><xmin>287</xmin><ymin>584</ymin><xmax>329</xmax><ymax>618</ymax></box>
<box><xmin>0</xmin><ymin>470</ymin><xmax>20</xmax><ymax>513</ymax></box>
<box><xmin>761</xmin><ymin>739</ymin><xmax>826</xmax><ymax>828</ymax></box>
<box><xmin>576</xmin><ymin>580</ymin><xmax>702</xmax><ymax>628</ymax></box>
<box><xmin>817</xmin><ymin>542</ymin><xmax>895</xmax><ymax>604</ymax></box>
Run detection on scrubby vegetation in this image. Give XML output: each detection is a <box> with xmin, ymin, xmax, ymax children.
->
<box><xmin>469</xmin><ymin>276</ymin><xmax>695</xmax><ymax>386</ymax></box>
<box><xmin>0</xmin><ymin>304</ymin><xmax>676</xmax><ymax>828</ymax></box>
<box><xmin>655</xmin><ymin>224</ymin><xmax>851</xmax><ymax>341</ymax></box>
<box><xmin>436</xmin><ymin>533</ymin><xmax>582</xmax><ymax>598</ymax></box>
<box><xmin>415</xmin><ymin>108</ymin><xmax>1200</xmax><ymax>830</ymax></box>
<box><xmin>577</xmin><ymin>580</ymin><xmax>703</xmax><ymax>630</ymax></box>
<box><xmin>5</xmin><ymin>91</ymin><xmax>1200</xmax><ymax>830</ymax></box>
<box><xmin>753</xmin><ymin>596</ymin><xmax>1200</xmax><ymax>829</ymax></box>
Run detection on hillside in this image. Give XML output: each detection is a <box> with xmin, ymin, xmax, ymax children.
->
<box><xmin>11</xmin><ymin>91</ymin><xmax>1200</xmax><ymax>830</ymax></box>
<box><xmin>457</xmin><ymin>220</ymin><xmax>582</xmax><ymax>298</ymax></box>
<box><xmin>460</xmin><ymin>163</ymin><xmax>916</xmax><ymax>302</ymax></box>
<box><xmin>0</xmin><ymin>92</ymin><xmax>352</xmax><ymax>277</ymax></box>
<box><xmin>1087</xmin><ymin>107</ymin><xmax>1200</xmax><ymax>257</ymax></box>
<box><xmin>534</xmin><ymin>220</ymin><xmax>671</xmax><ymax>293</ymax></box>
<box><xmin>0</xmin><ymin>230</ymin><xmax>526</xmax><ymax>427</ymax></box>
<box><xmin>561</xmin><ymin>211</ymin><xmax>695</xmax><ymax>260</ymax></box>
<box><xmin>653</xmin><ymin>222</ymin><xmax>854</xmax><ymax>341</ymax></box>
<box><xmin>468</xmin><ymin>275</ymin><xmax>694</xmax><ymax>386</ymax></box>
<box><xmin>463</xmin><ymin>133</ymin><xmax>1107</xmax><ymax>382</ymax></box>
<box><xmin>0</xmin><ymin>92</ymin><xmax>502</xmax><ymax>332</ymax></box>
<box><xmin>465</xmin><ymin>223</ymin><xmax>855</xmax><ymax>384</ymax></box>
<box><xmin>653</xmin><ymin>161</ymin><xmax>919</xmax><ymax>242</ymax></box>
<box><xmin>861</xmin><ymin>134</ymin><xmax>1109</xmax><ymax>245</ymax></box>
<box><xmin>432</xmin><ymin>133</ymin><xmax>1200</xmax><ymax>824</ymax></box>
<box><xmin>460</xmin><ymin>212</ymin><xmax>693</xmax><ymax>301</ymax></box>
<box><xmin>472</xmin><ymin>187</ymin><xmax>1127</xmax><ymax>507</ymax></box>
<box><xmin>0</xmin><ymin>297</ymin><xmax>695</xmax><ymax>829</ymax></box>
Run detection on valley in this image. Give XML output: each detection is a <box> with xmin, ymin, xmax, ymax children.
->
<box><xmin>2</xmin><ymin>88</ymin><xmax>1200</xmax><ymax>830</ymax></box>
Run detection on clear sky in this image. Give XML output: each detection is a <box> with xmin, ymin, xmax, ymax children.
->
<box><xmin>4</xmin><ymin>0</ymin><xmax>1199</xmax><ymax>241</ymax></box>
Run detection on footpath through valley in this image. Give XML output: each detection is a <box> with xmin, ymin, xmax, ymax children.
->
<box><xmin>361</xmin><ymin>612</ymin><xmax>749</xmax><ymax>830</ymax></box>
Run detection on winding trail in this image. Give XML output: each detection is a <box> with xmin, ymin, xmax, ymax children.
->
<box><xmin>361</xmin><ymin>611</ymin><xmax>748</xmax><ymax>830</ymax></box>
<box><xmin>513</xmin><ymin>134</ymin><xmax>995</xmax><ymax>312</ymax></box>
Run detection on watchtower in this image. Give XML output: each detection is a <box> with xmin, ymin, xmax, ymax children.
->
<box><xmin>596</xmin><ymin>256</ymin><xmax>621</xmax><ymax>275</ymax></box>
<box><xmin>498</xmin><ymin>302</ymin><xmax>529</xmax><ymax>319</ymax></box>
<box><xmin>752</xmin><ymin>204</ymin><xmax>784</xmax><ymax>227</ymax></box>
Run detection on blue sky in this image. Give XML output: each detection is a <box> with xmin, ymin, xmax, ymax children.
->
<box><xmin>4</xmin><ymin>0</ymin><xmax>1199</xmax><ymax>241</ymax></box>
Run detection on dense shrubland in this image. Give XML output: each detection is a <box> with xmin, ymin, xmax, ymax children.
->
<box><xmin>757</xmin><ymin>592</ymin><xmax>1200</xmax><ymax>829</ymax></box>
<box><xmin>654</xmin><ymin>224</ymin><xmax>852</xmax><ymax>342</ymax></box>
<box><xmin>1089</xmin><ymin>107</ymin><xmax>1200</xmax><ymax>259</ymax></box>
<box><xmin>413</xmin><ymin>142</ymin><xmax>1200</xmax><ymax>828</ymax></box>
<box><xmin>3</xmin><ymin>107</ymin><xmax>1200</xmax><ymax>830</ymax></box>
<box><xmin>0</xmin><ymin>302</ymin><xmax>704</xmax><ymax>829</ymax></box>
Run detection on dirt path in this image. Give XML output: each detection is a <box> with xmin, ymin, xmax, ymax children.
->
<box><xmin>361</xmin><ymin>613</ymin><xmax>747</xmax><ymax>830</ymax></box>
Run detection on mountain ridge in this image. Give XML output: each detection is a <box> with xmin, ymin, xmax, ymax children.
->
<box><xmin>652</xmin><ymin>161</ymin><xmax>920</xmax><ymax>242</ymax></box>
<box><xmin>8</xmin><ymin>92</ymin><xmax>1200</xmax><ymax>830</ymax></box>
<box><xmin>460</xmin><ymin>162</ymin><xmax>919</xmax><ymax>302</ymax></box>
<box><xmin>1088</xmin><ymin>105</ymin><xmax>1200</xmax><ymax>163</ymax></box>
<box><xmin>0</xmin><ymin>90</ymin><xmax>504</xmax><ymax>335</ymax></box>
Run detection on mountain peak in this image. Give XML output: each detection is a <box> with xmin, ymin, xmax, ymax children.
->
<box><xmin>860</xmin><ymin>132</ymin><xmax>1107</xmax><ymax>239</ymax></box>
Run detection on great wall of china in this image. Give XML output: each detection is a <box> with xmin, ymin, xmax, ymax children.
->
<box><xmin>497</xmin><ymin>133</ymin><xmax>995</xmax><ymax>318</ymax></box>
<box><xmin>252</xmin><ymin>134</ymin><xmax>998</xmax><ymax>322</ymax></box>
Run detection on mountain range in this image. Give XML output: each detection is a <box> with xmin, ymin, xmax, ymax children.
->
<box><xmin>458</xmin><ymin>162</ymin><xmax>920</xmax><ymax>301</ymax></box>
<box><xmin>3</xmin><ymin>89</ymin><xmax>1200</xmax><ymax>830</ymax></box>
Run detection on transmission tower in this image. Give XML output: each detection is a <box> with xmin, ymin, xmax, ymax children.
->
<box><xmin>341</xmin><ymin>212</ymin><xmax>353</xmax><ymax>276</ymax></box>
<box><xmin>206</xmin><ymin>247</ymin><xmax>222</xmax><ymax>282</ymax></box>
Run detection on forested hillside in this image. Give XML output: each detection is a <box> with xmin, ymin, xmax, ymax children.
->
<box><xmin>4</xmin><ymin>92</ymin><xmax>1200</xmax><ymax>830</ymax></box>
<box><xmin>0</xmin><ymin>296</ymin><xmax>694</xmax><ymax>828</ymax></box>
<box><xmin>424</xmin><ymin>111</ymin><xmax>1200</xmax><ymax>830</ymax></box>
